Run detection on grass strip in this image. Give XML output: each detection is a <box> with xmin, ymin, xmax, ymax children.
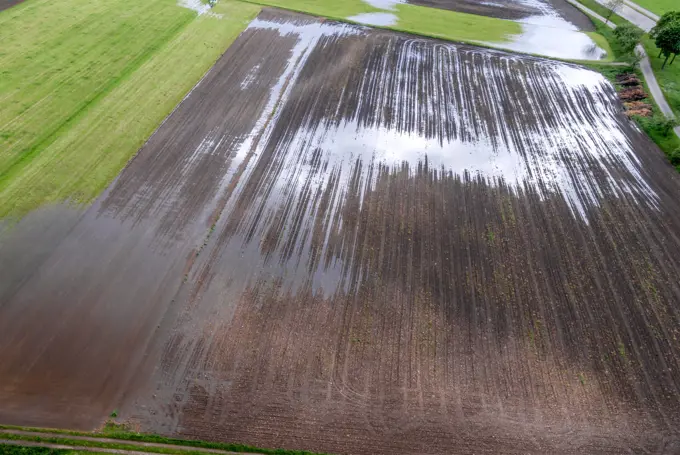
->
<box><xmin>0</xmin><ymin>0</ymin><xmax>261</xmax><ymax>219</ymax></box>
<box><xmin>242</xmin><ymin>0</ymin><xmax>521</xmax><ymax>43</ymax></box>
<box><xmin>641</xmin><ymin>35</ymin><xmax>680</xmax><ymax>118</ymax></box>
<box><xmin>0</xmin><ymin>433</ymin><xmax>225</xmax><ymax>455</ymax></box>
<box><xmin>0</xmin><ymin>444</ymin><xmax>74</xmax><ymax>455</ymax></box>
<box><xmin>0</xmin><ymin>424</ymin><xmax>327</xmax><ymax>455</ymax></box>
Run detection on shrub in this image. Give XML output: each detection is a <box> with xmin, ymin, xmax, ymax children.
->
<box><xmin>613</xmin><ymin>23</ymin><xmax>643</xmax><ymax>55</ymax></box>
<box><xmin>670</xmin><ymin>148</ymin><xmax>680</xmax><ymax>166</ymax></box>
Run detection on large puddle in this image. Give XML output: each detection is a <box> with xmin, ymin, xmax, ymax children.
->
<box><xmin>356</xmin><ymin>0</ymin><xmax>607</xmax><ymax>60</ymax></box>
<box><xmin>235</xmin><ymin>17</ymin><xmax>649</xmax><ymax>222</ymax></box>
<box><xmin>348</xmin><ymin>12</ymin><xmax>398</xmax><ymax>26</ymax></box>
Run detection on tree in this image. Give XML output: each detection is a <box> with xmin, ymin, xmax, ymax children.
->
<box><xmin>604</xmin><ymin>0</ymin><xmax>624</xmax><ymax>22</ymax></box>
<box><xmin>613</xmin><ymin>23</ymin><xmax>644</xmax><ymax>55</ymax></box>
<box><xmin>654</xmin><ymin>21</ymin><xmax>680</xmax><ymax>68</ymax></box>
<box><xmin>659</xmin><ymin>116</ymin><xmax>679</xmax><ymax>136</ymax></box>
<box><xmin>650</xmin><ymin>11</ymin><xmax>680</xmax><ymax>39</ymax></box>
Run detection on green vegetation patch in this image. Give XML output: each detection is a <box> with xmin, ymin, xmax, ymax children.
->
<box><xmin>585</xmin><ymin>31</ymin><xmax>615</xmax><ymax>60</ymax></box>
<box><xmin>244</xmin><ymin>0</ymin><xmax>521</xmax><ymax>44</ymax></box>
<box><xmin>585</xmin><ymin>62</ymin><xmax>680</xmax><ymax>169</ymax></box>
<box><xmin>0</xmin><ymin>423</ymin><xmax>328</xmax><ymax>455</ymax></box>
<box><xmin>243</xmin><ymin>0</ymin><xmax>381</xmax><ymax>18</ymax></box>
<box><xmin>642</xmin><ymin>35</ymin><xmax>680</xmax><ymax>118</ymax></box>
<box><xmin>0</xmin><ymin>445</ymin><xmax>73</xmax><ymax>455</ymax></box>
<box><xmin>0</xmin><ymin>0</ymin><xmax>261</xmax><ymax>219</ymax></box>
<box><xmin>393</xmin><ymin>3</ymin><xmax>520</xmax><ymax>44</ymax></box>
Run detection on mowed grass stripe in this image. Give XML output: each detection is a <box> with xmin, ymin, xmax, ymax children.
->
<box><xmin>241</xmin><ymin>0</ymin><xmax>522</xmax><ymax>44</ymax></box>
<box><xmin>0</xmin><ymin>0</ymin><xmax>194</xmax><ymax>177</ymax></box>
<box><xmin>0</xmin><ymin>0</ymin><xmax>261</xmax><ymax>218</ymax></box>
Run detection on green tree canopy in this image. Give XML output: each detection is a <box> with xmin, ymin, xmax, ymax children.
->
<box><xmin>613</xmin><ymin>23</ymin><xmax>643</xmax><ymax>55</ymax></box>
<box><xmin>651</xmin><ymin>11</ymin><xmax>680</xmax><ymax>39</ymax></box>
<box><xmin>654</xmin><ymin>20</ymin><xmax>680</xmax><ymax>68</ymax></box>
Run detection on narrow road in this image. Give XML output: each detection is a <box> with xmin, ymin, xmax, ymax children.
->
<box><xmin>623</xmin><ymin>0</ymin><xmax>659</xmax><ymax>21</ymax></box>
<box><xmin>590</xmin><ymin>0</ymin><xmax>656</xmax><ymax>31</ymax></box>
<box><xmin>567</xmin><ymin>0</ymin><xmax>680</xmax><ymax>137</ymax></box>
<box><xmin>0</xmin><ymin>429</ymin><xmax>263</xmax><ymax>455</ymax></box>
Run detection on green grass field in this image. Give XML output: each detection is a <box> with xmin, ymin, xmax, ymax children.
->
<box><xmin>0</xmin><ymin>0</ymin><xmax>260</xmax><ymax>219</ymax></box>
<box><xmin>628</xmin><ymin>0</ymin><xmax>676</xmax><ymax>16</ymax></box>
<box><xmin>244</xmin><ymin>0</ymin><xmax>522</xmax><ymax>43</ymax></box>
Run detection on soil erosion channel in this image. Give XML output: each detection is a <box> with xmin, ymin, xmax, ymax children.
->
<box><xmin>1</xmin><ymin>9</ymin><xmax>680</xmax><ymax>455</ymax></box>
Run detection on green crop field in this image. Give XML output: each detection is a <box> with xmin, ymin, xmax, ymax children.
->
<box><xmin>0</xmin><ymin>0</ymin><xmax>260</xmax><ymax>219</ymax></box>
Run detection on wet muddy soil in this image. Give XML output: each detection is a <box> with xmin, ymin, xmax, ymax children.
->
<box><xmin>2</xmin><ymin>8</ymin><xmax>680</xmax><ymax>454</ymax></box>
<box><xmin>0</xmin><ymin>0</ymin><xmax>25</xmax><ymax>12</ymax></box>
<box><xmin>407</xmin><ymin>0</ymin><xmax>595</xmax><ymax>31</ymax></box>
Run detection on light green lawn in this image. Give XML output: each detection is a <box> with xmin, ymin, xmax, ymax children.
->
<box><xmin>394</xmin><ymin>3</ymin><xmax>520</xmax><ymax>43</ymax></box>
<box><xmin>628</xmin><ymin>0</ymin><xmax>676</xmax><ymax>16</ymax></box>
<box><xmin>0</xmin><ymin>0</ymin><xmax>261</xmax><ymax>218</ymax></box>
<box><xmin>244</xmin><ymin>0</ymin><xmax>522</xmax><ymax>43</ymax></box>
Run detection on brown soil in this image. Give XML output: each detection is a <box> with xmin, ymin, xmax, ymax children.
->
<box><xmin>406</xmin><ymin>0</ymin><xmax>595</xmax><ymax>31</ymax></box>
<box><xmin>619</xmin><ymin>86</ymin><xmax>648</xmax><ymax>101</ymax></box>
<box><xmin>1</xmin><ymin>9</ymin><xmax>680</xmax><ymax>455</ymax></box>
<box><xmin>0</xmin><ymin>0</ymin><xmax>25</xmax><ymax>12</ymax></box>
<box><xmin>624</xmin><ymin>101</ymin><xmax>653</xmax><ymax>117</ymax></box>
<box><xmin>616</xmin><ymin>74</ymin><xmax>642</xmax><ymax>87</ymax></box>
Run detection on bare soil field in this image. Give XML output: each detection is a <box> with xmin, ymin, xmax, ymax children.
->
<box><xmin>406</xmin><ymin>0</ymin><xmax>595</xmax><ymax>30</ymax></box>
<box><xmin>2</xmin><ymin>8</ymin><xmax>680</xmax><ymax>454</ymax></box>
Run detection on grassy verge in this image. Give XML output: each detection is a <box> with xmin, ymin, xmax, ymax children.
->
<box><xmin>0</xmin><ymin>445</ymin><xmax>80</xmax><ymax>455</ymax></box>
<box><xmin>0</xmin><ymin>423</ymin><xmax>326</xmax><ymax>455</ymax></box>
<box><xmin>585</xmin><ymin>62</ymin><xmax>680</xmax><ymax>167</ymax></box>
<box><xmin>0</xmin><ymin>0</ymin><xmax>261</xmax><ymax>219</ymax></box>
<box><xmin>574</xmin><ymin>0</ymin><xmax>680</xmax><ymax>168</ymax></box>
<box><xmin>641</xmin><ymin>36</ymin><xmax>680</xmax><ymax>118</ymax></box>
<box><xmin>572</xmin><ymin>0</ymin><xmax>628</xmax><ymax>26</ymax></box>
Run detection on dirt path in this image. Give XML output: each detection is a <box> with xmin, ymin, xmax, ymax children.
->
<box><xmin>0</xmin><ymin>430</ymin><xmax>260</xmax><ymax>455</ymax></box>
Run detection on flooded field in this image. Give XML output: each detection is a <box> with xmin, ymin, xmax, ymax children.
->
<box><xmin>350</xmin><ymin>0</ymin><xmax>606</xmax><ymax>60</ymax></box>
<box><xmin>2</xmin><ymin>8</ymin><xmax>680</xmax><ymax>454</ymax></box>
<box><xmin>408</xmin><ymin>0</ymin><xmax>594</xmax><ymax>29</ymax></box>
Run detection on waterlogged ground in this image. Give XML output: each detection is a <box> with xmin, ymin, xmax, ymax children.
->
<box><xmin>349</xmin><ymin>0</ymin><xmax>607</xmax><ymax>60</ymax></box>
<box><xmin>0</xmin><ymin>0</ymin><xmax>24</xmax><ymax>11</ymax></box>
<box><xmin>2</xmin><ymin>9</ymin><xmax>680</xmax><ymax>454</ymax></box>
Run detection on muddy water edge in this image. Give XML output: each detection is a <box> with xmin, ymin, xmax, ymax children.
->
<box><xmin>0</xmin><ymin>0</ymin><xmax>25</xmax><ymax>12</ymax></box>
<box><xmin>1</xmin><ymin>8</ymin><xmax>680</xmax><ymax>455</ymax></box>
